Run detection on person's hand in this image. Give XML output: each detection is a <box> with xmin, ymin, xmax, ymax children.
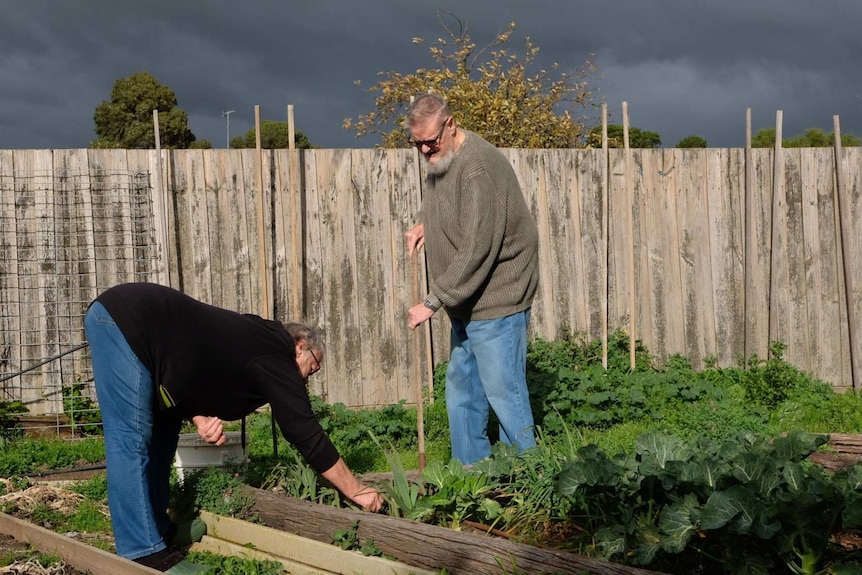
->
<box><xmin>352</xmin><ymin>485</ymin><xmax>384</xmax><ymax>513</ymax></box>
<box><xmin>193</xmin><ymin>415</ymin><xmax>226</xmax><ymax>446</ymax></box>
<box><xmin>405</xmin><ymin>223</ymin><xmax>425</xmax><ymax>257</ymax></box>
<box><xmin>408</xmin><ymin>302</ymin><xmax>435</xmax><ymax>330</ymax></box>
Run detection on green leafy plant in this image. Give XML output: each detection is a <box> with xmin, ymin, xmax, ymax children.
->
<box><xmin>62</xmin><ymin>381</ymin><xmax>102</xmax><ymax>435</ymax></box>
<box><xmin>0</xmin><ymin>398</ymin><xmax>28</xmax><ymax>444</ymax></box>
<box><xmin>557</xmin><ymin>430</ymin><xmax>862</xmax><ymax>574</ymax></box>
<box><xmin>186</xmin><ymin>549</ymin><xmax>283</xmax><ymax>575</ymax></box>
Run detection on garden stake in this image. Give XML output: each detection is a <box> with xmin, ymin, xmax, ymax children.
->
<box><xmin>412</xmin><ymin>254</ymin><xmax>426</xmax><ymax>473</ymax></box>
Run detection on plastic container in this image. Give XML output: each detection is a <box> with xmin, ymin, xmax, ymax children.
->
<box><xmin>173</xmin><ymin>431</ymin><xmax>247</xmax><ymax>480</ymax></box>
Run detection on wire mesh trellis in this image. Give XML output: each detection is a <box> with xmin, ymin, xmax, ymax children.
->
<box><xmin>0</xmin><ymin>165</ymin><xmax>157</xmax><ymax>438</ymax></box>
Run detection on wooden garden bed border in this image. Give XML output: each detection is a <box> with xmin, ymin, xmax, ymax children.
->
<box><xmin>0</xmin><ymin>511</ymin><xmax>161</xmax><ymax>575</ymax></box>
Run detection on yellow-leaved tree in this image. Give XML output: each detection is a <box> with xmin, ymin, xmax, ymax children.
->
<box><xmin>343</xmin><ymin>13</ymin><xmax>598</xmax><ymax>148</ymax></box>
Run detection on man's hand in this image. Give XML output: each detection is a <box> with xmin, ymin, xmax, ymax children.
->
<box><xmin>193</xmin><ymin>415</ymin><xmax>226</xmax><ymax>446</ymax></box>
<box><xmin>352</xmin><ymin>484</ymin><xmax>385</xmax><ymax>513</ymax></box>
<box><xmin>408</xmin><ymin>302</ymin><xmax>435</xmax><ymax>330</ymax></box>
<box><xmin>405</xmin><ymin>223</ymin><xmax>425</xmax><ymax>256</ymax></box>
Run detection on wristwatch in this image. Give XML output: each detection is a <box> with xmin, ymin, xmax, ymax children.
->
<box><xmin>423</xmin><ymin>298</ymin><xmax>439</xmax><ymax>312</ymax></box>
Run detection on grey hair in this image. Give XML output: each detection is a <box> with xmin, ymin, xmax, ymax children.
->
<box><xmin>403</xmin><ymin>93</ymin><xmax>451</xmax><ymax>129</ymax></box>
<box><xmin>283</xmin><ymin>321</ymin><xmax>325</xmax><ymax>356</ymax></box>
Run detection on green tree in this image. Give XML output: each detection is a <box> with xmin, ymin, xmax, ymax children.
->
<box><xmin>92</xmin><ymin>72</ymin><xmax>196</xmax><ymax>149</ymax></box>
<box><xmin>751</xmin><ymin>127</ymin><xmax>861</xmax><ymax>148</ymax></box>
<box><xmin>230</xmin><ymin>120</ymin><xmax>313</xmax><ymax>149</ymax></box>
<box><xmin>676</xmin><ymin>135</ymin><xmax>708</xmax><ymax>148</ymax></box>
<box><xmin>587</xmin><ymin>124</ymin><xmax>662</xmax><ymax>148</ymax></box>
<box><xmin>189</xmin><ymin>140</ymin><xmax>213</xmax><ymax>149</ymax></box>
<box><xmin>344</xmin><ymin>14</ymin><xmax>598</xmax><ymax>148</ymax></box>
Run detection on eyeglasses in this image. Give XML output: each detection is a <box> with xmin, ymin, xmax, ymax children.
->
<box><xmin>407</xmin><ymin>117</ymin><xmax>451</xmax><ymax>150</ymax></box>
<box><xmin>308</xmin><ymin>348</ymin><xmax>321</xmax><ymax>375</ymax></box>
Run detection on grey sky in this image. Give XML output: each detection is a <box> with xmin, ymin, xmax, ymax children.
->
<box><xmin>2</xmin><ymin>1</ymin><xmax>860</xmax><ymax>150</ymax></box>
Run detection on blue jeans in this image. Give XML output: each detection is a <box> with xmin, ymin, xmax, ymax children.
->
<box><xmin>446</xmin><ymin>309</ymin><xmax>536</xmax><ymax>465</ymax></box>
<box><xmin>85</xmin><ymin>302</ymin><xmax>181</xmax><ymax>560</ymax></box>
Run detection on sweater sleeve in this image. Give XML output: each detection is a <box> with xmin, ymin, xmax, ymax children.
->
<box><xmin>248</xmin><ymin>359</ymin><xmax>340</xmax><ymax>473</ymax></box>
<box><xmin>429</xmin><ymin>168</ymin><xmax>505</xmax><ymax>308</ymax></box>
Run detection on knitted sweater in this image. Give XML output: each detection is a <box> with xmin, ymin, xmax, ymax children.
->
<box><xmin>422</xmin><ymin>130</ymin><xmax>539</xmax><ymax>321</ymax></box>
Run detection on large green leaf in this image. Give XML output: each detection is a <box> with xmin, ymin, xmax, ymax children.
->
<box><xmin>731</xmin><ymin>453</ymin><xmax>768</xmax><ymax>484</ymax></box>
<box><xmin>635</xmin><ymin>432</ymin><xmax>683</xmax><ymax>470</ymax></box>
<box><xmin>595</xmin><ymin>524</ymin><xmax>627</xmax><ymax>558</ymax></box>
<box><xmin>659</xmin><ymin>493</ymin><xmax>700</xmax><ymax>553</ymax></box>
<box><xmin>701</xmin><ymin>485</ymin><xmax>753</xmax><ymax>530</ymax></box>
<box><xmin>771</xmin><ymin>430</ymin><xmax>827</xmax><ymax>460</ymax></box>
<box><xmin>631</xmin><ymin>523</ymin><xmax>662</xmax><ymax>564</ymax></box>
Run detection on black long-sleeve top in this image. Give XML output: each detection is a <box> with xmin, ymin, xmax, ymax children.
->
<box><xmin>94</xmin><ymin>282</ymin><xmax>339</xmax><ymax>473</ymax></box>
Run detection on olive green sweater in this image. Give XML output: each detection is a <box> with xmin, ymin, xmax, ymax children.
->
<box><xmin>422</xmin><ymin>130</ymin><xmax>539</xmax><ymax>321</ymax></box>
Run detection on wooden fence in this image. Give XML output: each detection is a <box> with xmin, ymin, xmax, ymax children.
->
<box><xmin>0</xmin><ymin>146</ymin><xmax>859</xmax><ymax>413</ymax></box>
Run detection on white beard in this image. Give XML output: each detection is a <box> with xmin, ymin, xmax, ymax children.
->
<box><xmin>426</xmin><ymin>149</ymin><xmax>455</xmax><ymax>175</ymax></box>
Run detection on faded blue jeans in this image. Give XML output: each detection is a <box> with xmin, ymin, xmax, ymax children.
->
<box><xmin>84</xmin><ymin>302</ymin><xmax>181</xmax><ymax>560</ymax></box>
<box><xmin>446</xmin><ymin>309</ymin><xmax>536</xmax><ymax>465</ymax></box>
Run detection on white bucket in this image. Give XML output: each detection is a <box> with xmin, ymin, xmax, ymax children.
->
<box><xmin>173</xmin><ymin>431</ymin><xmax>247</xmax><ymax>481</ymax></box>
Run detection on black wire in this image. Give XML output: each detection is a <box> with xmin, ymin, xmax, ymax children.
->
<box><xmin>0</xmin><ymin>343</ymin><xmax>90</xmax><ymax>384</ymax></box>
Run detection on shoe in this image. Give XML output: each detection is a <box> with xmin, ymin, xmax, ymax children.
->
<box><xmin>173</xmin><ymin>518</ymin><xmax>207</xmax><ymax>547</ymax></box>
<box><xmin>165</xmin><ymin>559</ymin><xmax>211</xmax><ymax>574</ymax></box>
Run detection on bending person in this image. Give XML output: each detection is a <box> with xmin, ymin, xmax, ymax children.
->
<box><xmin>85</xmin><ymin>282</ymin><xmax>382</xmax><ymax>573</ymax></box>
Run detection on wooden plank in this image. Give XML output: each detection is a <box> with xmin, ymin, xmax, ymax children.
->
<box><xmin>746</xmin><ymin>149</ymin><xmax>774</xmax><ymax>360</ymax></box>
<box><xmin>223</xmin><ymin>149</ymin><xmax>254</xmax><ymax>314</ymax></box>
<box><xmin>350</xmin><ymin>149</ymin><xmax>381</xmax><ymax>406</ymax></box>
<box><xmin>11</xmin><ymin>150</ymin><xmax>47</xmax><ymax>408</ymax></box>
<box><xmin>199</xmin><ymin>511</ymin><xmax>437</xmax><ymax>575</ymax></box>
<box><xmin>271</xmin><ymin>149</ymin><xmax>291</xmax><ymax>321</ymax></box>
<box><xmin>0</xmin><ymin>150</ymin><xmax>22</xmax><ymax>392</ymax></box>
<box><xmin>245</xmin><ymin>487</ymin><xmax>669</xmax><ymax>575</ymax></box>
<box><xmin>576</xmin><ymin>149</ymin><xmax>606</xmax><ymax>339</ymax></box>
<box><xmin>360</xmin><ymin>149</ymin><xmax>399</xmax><ymax>405</ymax></box>
<box><xmin>780</xmin><ymin>149</ymin><xmax>812</xmax><ymax>369</ymax></box>
<box><xmin>186</xmin><ymin>149</ymin><xmax>213</xmax><ymax>303</ymax></box>
<box><xmin>0</xmin><ymin>511</ymin><xmax>162</xmax><ymax>575</ymax></box>
<box><xmin>840</xmin><ymin>148</ymin><xmax>862</xmax><ymax>389</ymax></box>
<box><xmin>637</xmin><ymin>149</ymin><xmax>684</xmax><ymax>362</ymax></box>
<box><xmin>319</xmin><ymin>149</ymin><xmax>362</xmax><ymax>406</ymax></box>
<box><xmin>543</xmin><ymin>149</ymin><xmax>579</xmax><ymax>339</ymax></box>
<box><xmin>302</xmin><ymin>150</ymin><xmax>328</xmax><ymax>400</ymax></box>
<box><xmin>801</xmin><ymin>149</ymin><xmax>840</xmax><ymax>386</ymax></box>
<box><xmin>524</xmin><ymin>149</ymin><xmax>554</xmax><ymax>339</ymax></box>
<box><xmin>707</xmin><ymin>148</ymin><xmax>745</xmax><ymax>366</ymax></box>
<box><xmin>607</xmin><ymin>149</ymin><xmax>631</xmax><ymax>332</ymax></box>
<box><xmin>674</xmin><ymin>149</ymin><xmax>716</xmax><ymax>366</ymax></box>
<box><xmin>240</xmin><ymin>148</ymin><xmax>265</xmax><ymax>315</ymax></box>
<box><xmin>389</xmin><ymin>148</ymin><xmax>428</xmax><ymax>403</ymax></box>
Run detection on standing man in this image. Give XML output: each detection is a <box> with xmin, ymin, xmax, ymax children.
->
<box><xmin>84</xmin><ymin>282</ymin><xmax>382</xmax><ymax>574</ymax></box>
<box><xmin>404</xmin><ymin>93</ymin><xmax>540</xmax><ymax>465</ymax></box>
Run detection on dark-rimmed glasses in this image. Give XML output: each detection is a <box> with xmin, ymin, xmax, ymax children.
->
<box><xmin>407</xmin><ymin>117</ymin><xmax>451</xmax><ymax>150</ymax></box>
<box><xmin>308</xmin><ymin>348</ymin><xmax>321</xmax><ymax>375</ymax></box>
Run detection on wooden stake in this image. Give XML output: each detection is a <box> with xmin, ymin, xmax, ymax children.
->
<box><xmin>254</xmin><ymin>105</ymin><xmax>270</xmax><ymax>319</ymax></box>
<box><xmin>833</xmin><ymin>115</ymin><xmax>860</xmax><ymax>390</ymax></box>
<box><xmin>152</xmin><ymin>109</ymin><xmax>170</xmax><ymax>287</ymax></box>
<box><xmin>287</xmin><ymin>104</ymin><xmax>302</xmax><ymax>319</ymax></box>
<box><xmin>601</xmin><ymin>102</ymin><xmax>609</xmax><ymax>370</ymax></box>
<box><xmin>622</xmin><ymin>102</ymin><xmax>636</xmax><ymax>370</ymax></box>
<box><xmin>768</xmin><ymin>111</ymin><xmax>784</xmax><ymax>349</ymax></box>
<box><xmin>744</xmin><ymin>108</ymin><xmax>754</xmax><ymax>364</ymax></box>
<box><xmin>412</xmin><ymin>256</ymin><xmax>426</xmax><ymax>473</ymax></box>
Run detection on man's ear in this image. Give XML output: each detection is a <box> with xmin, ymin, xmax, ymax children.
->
<box><xmin>294</xmin><ymin>339</ymin><xmax>306</xmax><ymax>357</ymax></box>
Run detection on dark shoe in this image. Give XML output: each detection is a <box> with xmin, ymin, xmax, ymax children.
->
<box><xmin>134</xmin><ymin>549</ymin><xmax>185</xmax><ymax>570</ymax></box>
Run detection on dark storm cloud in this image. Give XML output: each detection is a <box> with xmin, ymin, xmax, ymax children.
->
<box><xmin>2</xmin><ymin>1</ymin><xmax>861</xmax><ymax>150</ymax></box>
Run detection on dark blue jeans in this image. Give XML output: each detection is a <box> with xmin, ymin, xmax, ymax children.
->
<box><xmin>84</xmin><ymin>302</ymin><xmax>181</xmax><ymax>560</ymax></box>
